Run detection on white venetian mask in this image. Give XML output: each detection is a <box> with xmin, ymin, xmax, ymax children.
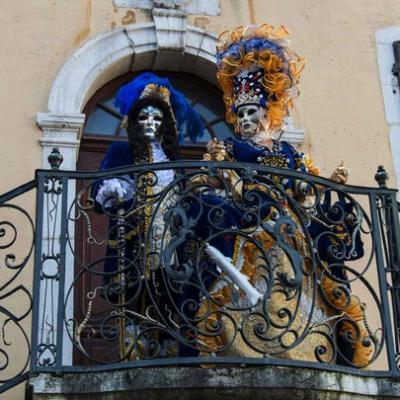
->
<box><xmin>236</xmin><ymin>104</ymin><xmax>264</xmax><ymax>138</ymax></box>
<box><xmin>137</xmin><ymin>105</ymin><xmax>163</xmax><ymax>140</ymax></box>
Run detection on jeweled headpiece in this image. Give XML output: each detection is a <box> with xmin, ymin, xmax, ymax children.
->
<box><xmin>216</xmin><ymin>24</ymin><xmax>305</xmax><ymax>131</ymax></box>
<box><xmin>139</xmin><ymin>83</ymin><xmax>171</xmax><ymax>106</ymax></box>
<box><xmin>115</xmin><ymin>72</ymin><xmax>203</xmax><ymax>142</ymax></box>
<box><xmin>233</xmin><ymin>65</ymin><xmax>267</xmax><ymax>109</ymax></box>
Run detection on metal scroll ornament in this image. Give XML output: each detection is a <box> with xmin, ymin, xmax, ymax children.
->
<box><xmin>66</xmin><ymin>163</ymin><xmax>383</xmax><ymax>367</ymax></box>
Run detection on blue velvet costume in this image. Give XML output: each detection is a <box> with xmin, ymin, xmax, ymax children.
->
<box><xmin>91</xmin><ymin>72</ymin><xmax>204</xmax><ymax>308</ymax></box>
<box><xmin>225</xmin><ymin>137</ymin><xmax>305</xmax><ymax>174</ymax></box>
<box><xmin>221</xmin><ymin>136</ymin><xmax>364</xmax><ymax>266</ymax></box>
<box><xmin>92</xmin><ymin>141</ymin><xmax>145</xmax><ymax>303</ymax></box>
<box><xmin>182</xmin><ymin>136</ymin><xmax>364</xmax><ymax>362</ymax></box>
<box><xmin>188</xmin><ymin>137</ymin><xmax>307</xmax><ymax>256</ymax></box>
<box><xmin>190</xmin><ymin>23</ymin><xmax>369</xmax><ymax>364</ymax></box>
<box><xmin>99</xmin><ymin>141</ymin><xmax>134</xmax><ymax>170</ymax></box>
<box><xmin>178</xmin><ymin>138</ymin><xmax>309</xmax><ymax>355</ymax></box>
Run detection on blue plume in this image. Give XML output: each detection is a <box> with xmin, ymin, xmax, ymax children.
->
<box><xmin>216</xmin><ymin>37</ymin><xmax>286</xmax><ymax>68</ymax></box>
<box><xmin>169</xmin><ymin>85</ymin><xmax>205</xmax><ymax>143</ymax></box>
<box><xmin>115</xmin><ymin>72</ymin><xmax>204</xmax><ymax>143</ymax></box>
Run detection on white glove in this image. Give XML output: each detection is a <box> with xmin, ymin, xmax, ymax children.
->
<box><xmin>95</xmin><ymin>177</ymin><xmax>134</xmax><ymax>208</ymax></box>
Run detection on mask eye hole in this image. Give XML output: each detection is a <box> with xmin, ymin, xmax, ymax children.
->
<box><xmin>154</xmin><ymin>116</ymin><xmax>163</xmax><ymax>122</ymax></box>
<box><xmin>247</xmin><ymin>108</ymin><xmax>257</xmax><ymax>116</ymax></box>
<box><xmin>138</xmin><ymin>114</ymin><xmax>147</xmax><ymax>121</ymax></box>
<box><xmin>238</xmin><ymin>110</ymin><xmax>244</xmax><ymax>118</ymax></box>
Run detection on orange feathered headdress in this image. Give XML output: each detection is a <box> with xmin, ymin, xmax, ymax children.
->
<box><xmin>216</xmin><ymin>24</ymin><xmax>305</xmax><ymax>131</ymax></box>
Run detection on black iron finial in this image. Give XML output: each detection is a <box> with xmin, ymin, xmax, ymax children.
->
<box><xmin>48</xmin><ymin>148</ymin><xmax>64</xmax><ymax>170</ymax></box>
<box><xmin>375</xmin><ymin>165</ymin><xmax>388</xmax><ymax>188</ymax></box>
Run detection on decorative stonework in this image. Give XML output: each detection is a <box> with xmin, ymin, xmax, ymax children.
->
<box><xmin>153</xmin><ymin>0</ymin><xmax>188</xmax><ymax>9</ymax></box>
<box><xmin>280</xmin><ymin>128</ymin><xmax>304</xmax><ymax>147</ymax></box>
<box><xmin>45</xmin><ymin>24</ymin><xmax>217</xmax><ymax>117</ymax></box>
<box><xmin>152</xmin><ymin>7</ymin><xmax>187</xmax><ymax>52</ymax></box>
<box><xmin>37</xmin><ymin>113</ymin><xmax>85</xmax><ymax>170</ymax></box>
<box><xmin>280</xmin><ymin>117</ymin><xmax>305</xmax><ymax>146</ymax></box>
<box><xmin>113</xmin><ymin>0</ymin><xmax>221</xmax><ymax>16</ymax></box>
<box><xmin>38</xmin><ymin>24</ymin><xmax>219</xmax><ymax>170</ymax></box>
<box><xmin>38</xmin><ymin>3</ymin><xmax>303</xmax><ymax>171</ymax></box>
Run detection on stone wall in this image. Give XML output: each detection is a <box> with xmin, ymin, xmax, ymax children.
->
<box><xmin>29</xmin><ymin>366</ymin><xmax>400</xmax><ymax>400</ymax></box>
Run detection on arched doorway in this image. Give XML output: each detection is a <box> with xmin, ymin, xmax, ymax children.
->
<box><xmin>77</xmin><ymin>70</ymin><xmax>233</xmax><ymax>171</ymax></box>
<box><xmin>74</xmin><ymin>69</ymin><xmax>232</xmax><ymax>364</ymax></box>
<box><xmin>36</xmin><ymin>21</ymin><xmax>222</xmax><ymax>366</ymax></box>
<box><xmin>37</xmin><ymin>24</ymin><xmax>220</xmax><ymax>171</ymax></box>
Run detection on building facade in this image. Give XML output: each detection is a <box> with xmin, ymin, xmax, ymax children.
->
<box><xmin>2</xmin><ymin>1</ymin><xmax>400</xmax><ymax>399</ymax></box>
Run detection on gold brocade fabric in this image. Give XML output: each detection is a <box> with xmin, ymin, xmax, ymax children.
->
<box><xmin>196</xmin><ymin>229</ymin><xmax>335</xmax><ymax>363</ymax></box>
<box><xmin>121</xmin><ymin>147</ymin><xmax>177</xmax><ymax>360</ymax></box>
<box><xmin>321</xmin><ymin>274</ymin><xmax>374</xmax><ymax>367</ymax></box>
<box><xmin>196</xmin><ymin>225</ymin><xmax>374</xmax><ymax>366</ymax></box>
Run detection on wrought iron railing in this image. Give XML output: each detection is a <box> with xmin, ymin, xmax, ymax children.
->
<box><xmin>1</xmin><ymin>159</ymin><xmax>400</xmax><ymax>394</ymax></box>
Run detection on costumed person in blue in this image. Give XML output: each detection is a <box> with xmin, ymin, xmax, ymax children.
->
<box><xmin>92</xmin><ymin>72</ymin><xmax>203</xmax><ymax>360</ymax></box>
<box><xmin>189</xmin><ymin>24</ymin><xmax>375</xmax><ymax>367</ymax></box>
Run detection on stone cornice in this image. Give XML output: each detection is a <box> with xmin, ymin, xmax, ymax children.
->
<box><xmin>36</xmin><ymin>112</ymin><xmax>85</xmax><ymax>131</ymax></box>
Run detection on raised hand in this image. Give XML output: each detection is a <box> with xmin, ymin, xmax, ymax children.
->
<box><xmin>330</xmin><ymin>161</ymin><xmax>349</xmax><ymax>184</ymax></box>
<box><xmin>205</xmin><ymin>138</ymin><xmax>227</xmax><ymax>161</ymax></box>
<box><xmin>95</xmin><ymin>177</ymin><xmax>134</xmax><ymax>208</ymax></box>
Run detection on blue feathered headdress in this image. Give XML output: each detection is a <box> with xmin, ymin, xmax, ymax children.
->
<box><xmin>216</xmin><ymin>37</ymin><xmax>287</xmax><ymax>70</ymax></box>
<box><xmin>115</xmin><ymin>72</ymin><xmax>204</xmax><ymax>143</ymax></box>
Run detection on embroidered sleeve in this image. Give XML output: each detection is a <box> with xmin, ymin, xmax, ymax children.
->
<box><xmin>290</xmin><ymin>145</ymin><xmax>320</xmax><ymax>176</ymax></box>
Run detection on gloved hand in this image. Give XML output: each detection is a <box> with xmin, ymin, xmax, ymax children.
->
<box><xmin>95</xmin><ymin>177</ymin><xmax>134</xmax><ymax>208</ymax></box>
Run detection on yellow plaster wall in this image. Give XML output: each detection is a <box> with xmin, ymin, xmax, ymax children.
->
<box><xmin>189</xmin><ymin>0</ymin><xmax>399</xmax><ymax>187</ymax></box>
<box><xmin>0</xmin><ymin>0</ymin><xmax>151</xmax><ymax>193</ymax></box>
<box><xmin>0</xmin><ymin>0</ymin><xmax>397</xmax><ymax>190</ymax></box>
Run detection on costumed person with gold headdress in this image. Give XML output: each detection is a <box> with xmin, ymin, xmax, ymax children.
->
<box><xmin>185</xmin><ymin>24</ymin><xmax>375</xmax><ymax>367</ymax></box>
<box><xmin>91</xmin><ymin>72</ymin><xmax>203</xmax><ymax>360</ymax></box>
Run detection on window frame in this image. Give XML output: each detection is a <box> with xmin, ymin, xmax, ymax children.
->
<box><xmin>82</xmin><ymin>71</ymin><xmax>234</xmax><ymax>159</ymax></box>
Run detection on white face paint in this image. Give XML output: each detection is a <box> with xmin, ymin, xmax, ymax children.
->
<box><xmin>236</xmin><ymin>104</ymin><xmax>263</xmax><ymax>138</ymax></box>
<box><xmin>137</xmin><ymin>106</ymin><xmax>163</xmax><ymax>140</ymax></box>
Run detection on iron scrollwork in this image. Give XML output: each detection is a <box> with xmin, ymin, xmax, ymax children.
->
<box><xmin>0</xmin><ymin>162</ymin><xmax>398</xmax><ymax>396</ymax></box>
<box><xmin>0</xmin><ymin>186</ymin><xmax>35</xmax><ymax>393</ymax></box>
<box><xmin>64</xmin><ymin>162</ymin><xmax>386</xmax><ymax>368</ymax></box>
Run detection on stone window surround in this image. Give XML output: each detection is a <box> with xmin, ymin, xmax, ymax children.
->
<box><xmin>36</xmin><ymin>22</ymin><xmax>245</xmax><ymax>365</ymax></box>
<box><xmin>37</xmin><ymin>22</ymin><xmax>304</xmax><ymax>171</ymax></box>
<box><xmin>376</xmin><ymin>26</ymin><xmax>400</xmax><ymax>190</ymax></box>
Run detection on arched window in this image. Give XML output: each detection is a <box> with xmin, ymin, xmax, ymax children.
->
<box><xmin>74</xmin><ymin>72</ymin><xmax>233</xmax><ymax>365</ymax></box>
<box><xmin>78</xmin><ymin>71</ymin><xmax>233</xmax><ymax>169</ymax></box>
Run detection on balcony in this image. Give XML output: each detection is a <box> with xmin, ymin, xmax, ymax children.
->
<box><xmin>2</xmin><ymin>156</ymin><xmax>400</xmax><ymax>399</ymax></box>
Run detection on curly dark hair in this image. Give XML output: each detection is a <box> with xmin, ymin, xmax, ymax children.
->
<box><xmin>126</xmin><ymin>95</ymin><xmax>180</xmax><ymax>162</ymax></box>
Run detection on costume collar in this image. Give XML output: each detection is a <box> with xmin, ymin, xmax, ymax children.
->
<box><xmin>240</xmin><ymin>136</ymin><xmax>282</xmax><ymax>152</ymax></box>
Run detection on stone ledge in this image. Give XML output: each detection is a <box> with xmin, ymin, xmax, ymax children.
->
<box><xmin>29</xmin><ymin>365</ymin><xmax>400</xmax><ymax>400</ymax></box>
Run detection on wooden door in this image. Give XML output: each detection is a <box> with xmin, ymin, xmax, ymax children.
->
<box><xmin>74</xmin><ymin>137</ymin><xmax>121</xmax><ymax>365</ymax></box>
